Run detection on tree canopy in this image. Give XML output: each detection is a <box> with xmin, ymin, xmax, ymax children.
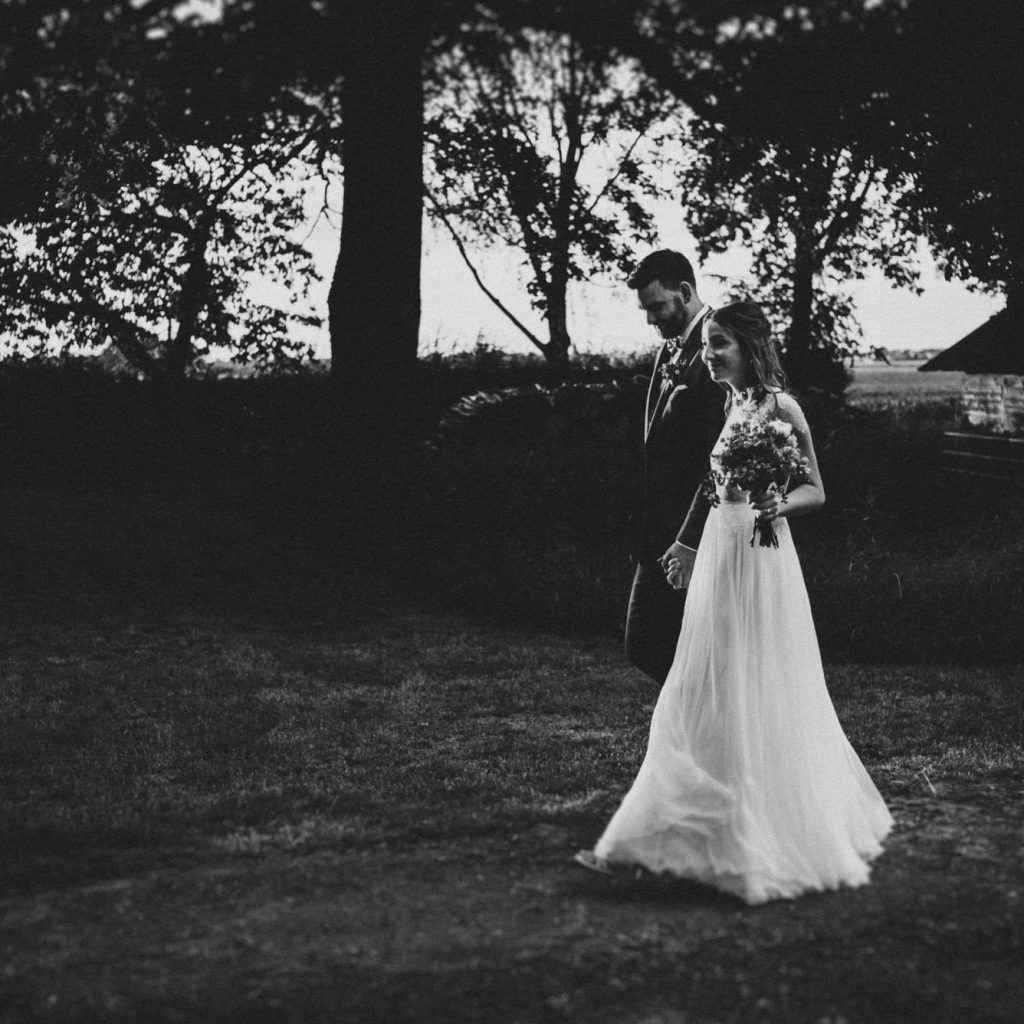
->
<box><xmin>4</xmin><ymin>0</ymin><xmax>1023</xmax><ymax>405</ymax></box>
<box><xmin>886</xmin><ymin>0</ymin><xmax>1024</xmax><ymax>304</ymax></box>
<box><xmin>0</xmin><ymin>130</ymin><xmax>325</xmax><ymax>380</ymax></box>
<box><xmin>0</xmin><ymin>0</ymin><xmax>338</xmax><ymax>379</ymax></box>
<box><xmin>678</xmin><ymin>119</ymin><xmax>920</xmax><ymax>391</ymax></box>
<box><xmin>644</xmin><ymin>3</ymin><xmax>921</xmax><ymax>388</ymax></box>
<box><xmin>633</xmin><ymin>0</ymin><xmax>1024</xmax><ymax>300</ymax></box>
<box><xmin>424</xmin><ymin>15</ymin><xmax>679</xmax><ymax>372</ymax></box>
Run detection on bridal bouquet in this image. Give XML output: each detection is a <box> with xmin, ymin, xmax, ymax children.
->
<box><xmin>703</xmin><ymin>398</ymin><xmax>810</xmax><ymax>548</ymax></box>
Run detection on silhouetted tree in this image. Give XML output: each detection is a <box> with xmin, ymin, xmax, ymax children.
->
<box><xmin>0</xmin><ymin>131</ymin><xmax>324</xmax><ymax>380</ymax></box>
<box><xmin>883</xmin><ymin>0</ymin><xmax>1024</xmax><ymax>304</ymax></box>
<box><xmin>0</xmin><ymin>0</ymin><xmax>335</xmax><ymax>380</ymax></box>
<box><xmin>324</xmin><ymin>0</ymin><xmax>431</xmax><ymax>443</ymax></box>
<box><xmin>676</xmin><ymin>121</ymin><xmax>919</xmax><ymax>392</ymax></box>
<box><xmin>631</xmin><ymin>0</ymin><xmax>1024</xmax><ymax>380</ymax></box>
<box><xmin>424</xmin><ymin>15</ymin><xmax>678</xmax><ymax>375</ymax></box>
<box><xmin>624</xmin><ymin>1</ymin><xmax>923</xmax><ymax>390</ymax></box>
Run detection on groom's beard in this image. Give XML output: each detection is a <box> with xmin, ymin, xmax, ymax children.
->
<box><xmin>656</xmin><ymin>298</ymin><xmax>689</xmax><ymax>339</ymax></box>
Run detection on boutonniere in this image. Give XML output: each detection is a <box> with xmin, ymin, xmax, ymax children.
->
<box><xmin>656</xmin><ymin>336</ymin><xmax>689</xmax><ymax>387</ymax></box>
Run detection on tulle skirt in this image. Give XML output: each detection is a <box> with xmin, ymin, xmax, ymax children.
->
<box><xmin>594</xmin><ymin>500</ymin><xmax>892</xmax><ymax>905</ymax></box>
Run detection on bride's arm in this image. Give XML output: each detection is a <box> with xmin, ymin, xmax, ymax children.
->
<box><xmin>750</xmin><ymin>392</ymin><xmax>825</xmax><ymax>521</ymax></box>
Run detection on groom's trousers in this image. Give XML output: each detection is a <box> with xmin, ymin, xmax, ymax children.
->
<box><xmin>625</xmin><ymin>559</ymin><xmax>688</xmax><ymax>686</ymax></box>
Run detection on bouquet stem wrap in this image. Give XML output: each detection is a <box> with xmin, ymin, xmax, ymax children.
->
<box><xmin>752</xmin><ymin>513</ymin><xmax>780</xmax><ymax>548</ymax></box>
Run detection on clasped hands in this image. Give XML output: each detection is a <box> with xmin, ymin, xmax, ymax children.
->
<box><xmin>659</xmin><ymin>542</ymin><xmax>695</xmax><ymax>591</ymax></box>
<box><xmin>660</xmin><ymin>489</ymin><xmax>782</xmax><ymax>590</ymax></box>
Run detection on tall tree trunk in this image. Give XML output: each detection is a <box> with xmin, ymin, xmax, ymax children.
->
<box><xmin>167</xmin><ymin>220</ymin><xmax>212</xmax><ymax>384</ymax></box>
<box><xmin>545</xmin><ymin>280</ymin><xmax>572</xmax><ymax>381</ymax></box>
<box><xmin>329</xmin><ymin>0</ymin><xmax>428</xmax><ymax>448</ymax></box>
<box><xmin>786</xmin><ymin>240</ymin><xmax>816</xmax><ymax>391</ymax></box>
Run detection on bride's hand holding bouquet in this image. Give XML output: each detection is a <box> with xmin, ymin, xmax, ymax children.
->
<box><xmin>748</xmin><ymin>483</ymin><xmax>784</xmax><ymax>526</ymax></box>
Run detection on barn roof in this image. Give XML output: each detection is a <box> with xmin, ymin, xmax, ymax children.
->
<box><xmin>919</xmin><ymin>308</ymin><xmax>1024</xmax><ymax>373</ymax></box>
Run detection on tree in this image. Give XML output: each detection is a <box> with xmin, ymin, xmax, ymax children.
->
<box><xmin>0</xmin><ymin>129</ymin><xmax>326</xmax><ymax>381</ymax></box>
<box><xmin>423</xmin><ymin>16</ymin><xmax>678</xmax><ymax>375</ymax></box>
<box><xmin>677</xmin><ymin>120</ymin><xmax>920</xmax><ymax>392</ymax></box>
<box><xmin>615</xmin><ymin>1</ymin><xmax>926</xmax><ymax>390</ymax></box>
<box><xmin>324</xmin><ymin>0</ymin><xmax>431</xmax><ymax>443</ymax></box>
<box><xmin>627</xmin><ymin>0</ymin><xmax>1024</xmax><ymax>379</ymax></box>
<box><xmin>0</xmin><ymin>0</ymin><xmax>340</xmax><ymax>381</ymax></box>
<box><xmin>881</xmin><ymin>0</ymin><xmax>1024</xmax><ymax>306</ymax></box>
<box><xmin>0</xmin><ymin>1</ymin><xmax>177</xmax><ymax>223</ymax></box>
<box><xmin>321</xmin><ymin>0</ymin><xmax>678</xmax><ymax>432</ymax></box>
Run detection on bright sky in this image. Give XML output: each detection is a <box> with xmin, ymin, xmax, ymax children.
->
<box><xmin>287</xmin><ymin>195</ymin><xmax>1002</xmax><ymax>362</ymax></box>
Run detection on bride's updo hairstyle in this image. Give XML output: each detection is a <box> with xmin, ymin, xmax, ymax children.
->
<box><xmin>706</xmin><ymin>301</ymin><xmax>788</xmax><ymax>398</ymax></box>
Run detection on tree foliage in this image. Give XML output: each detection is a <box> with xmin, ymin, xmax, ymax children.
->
<box><xmin>678</xmin><ymin>120</ymin><xmax>920</xmax><ymax>392</ymax></box>
<box><xmin>0</xmin><ymin>1</ymin><xmax>173</xmax><ymax>223</ymax></box>
<box><xmin>634</xmin><ymin>0</ymin><xmax>1024</xmax><ymax>349</ymax></box>
<box><xmin>0</xmin><ymin>0</ymin><xmax>340</xmax><ymax>380</ymax></box>
<box><xmin>623</xmin><ymin>1</ymin><xmax>924</xmax><ymax>390</ymax></box>
<box><xmin>0</xmin><ymin>129</ymin><xmax>326</xmax><ymax>380</ymax></box>
<box><xmin>883</xmin><ymin>0</ymin><xmax>1024</xmax><ymax>304</ymax></box>
<box><xmin>7</xmin><ymin>0</ymin><xmax>1018</xmax><ymax>408</ymax></box>
<box><xmin>424</xmin><ymin>15</ymin><xmax>680</xmax><ymax>372</ymax></box>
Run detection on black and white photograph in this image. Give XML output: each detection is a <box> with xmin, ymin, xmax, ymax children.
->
<box><xmin>1</xmin><ymin>1</ymin><xmax>1022</xmax><ymax>1021</ymax></box>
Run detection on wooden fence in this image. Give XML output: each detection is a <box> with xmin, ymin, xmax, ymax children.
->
<box><xmin>940</xmin><ymin>431</ymin><xmax>1024</xmax><ymax>482</ymax></box>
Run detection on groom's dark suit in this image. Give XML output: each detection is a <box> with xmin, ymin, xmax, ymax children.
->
<box><xmin>626</xmin><ymin>309</ymin><xmax>726</xmax><ymax>684</ymax></box>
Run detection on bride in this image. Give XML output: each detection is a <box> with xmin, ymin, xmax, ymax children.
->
<box><xmin>576</xmin><ymin>302</ymin><xmax>892</xmax><ymax>905</ymax></box>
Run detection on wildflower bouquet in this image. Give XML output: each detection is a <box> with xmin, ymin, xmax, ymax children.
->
<box><xmin>703</xmin><ymin>396</ymin><xmax>810</xmax><ymax>548</ymax></box>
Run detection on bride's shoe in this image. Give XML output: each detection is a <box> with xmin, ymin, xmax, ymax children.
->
<box><xmin>573</xmin><ymin>849</ymin><xmax>612</xmax><ymax>875</ymax></box>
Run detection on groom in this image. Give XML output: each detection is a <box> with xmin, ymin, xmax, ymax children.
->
<box><xmin>625</xmin><ymin>250</ymin><xmax>725</xmax><ymax>685</ymax></box>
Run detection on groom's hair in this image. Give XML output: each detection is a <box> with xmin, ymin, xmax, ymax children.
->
<box><xmin>628</xmin><ymin>250</ymin><xmax>697</xmax><ymax>293</ymax></box>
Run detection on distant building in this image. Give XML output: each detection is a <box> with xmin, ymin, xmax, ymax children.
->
<box><xmin>920</xmin><ymin>306</ymin><xmax>1024</xmax><ymax>478</ymax></box>
<box><xmin>920</xmin><ymin>307</ymin><xmax>1024</xmax><ymax>435</ymax></box>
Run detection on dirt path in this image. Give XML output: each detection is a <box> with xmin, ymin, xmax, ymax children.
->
<box><xmin>3</xmin><ymin>793</ymin><xmax>1022</xmax><ymax>1023</ymax></box>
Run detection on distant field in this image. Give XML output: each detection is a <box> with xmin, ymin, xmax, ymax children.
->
<box><xmin>847</xmin><ymin>362</ymin><xmax>964</xmax><ymax>405</ymax></box>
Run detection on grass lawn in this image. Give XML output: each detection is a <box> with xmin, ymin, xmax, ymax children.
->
<box><xmin>2</xmin><ymin>472</ymin><xmax>1023</xmax><ymax>1023</ymax></box>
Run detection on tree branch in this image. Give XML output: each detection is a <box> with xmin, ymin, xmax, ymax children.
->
<box><xmin>583</xmin><ymin>104</ymin><xmax>674</xmax><ymax>219</ymax></box>
<box><xmin>819</xmin><ymin>156</ymin><xmax>877</xmax><ymax>256</ymax></box>
<box><xmin>41</xmin><ymin>291</ymin><xmax>167</xmax><ymax>380</ymax></box>
<box><xmin>424</xmin><ymin>186</ymin><xmax>547</xmax><ymax>355</ymax></box>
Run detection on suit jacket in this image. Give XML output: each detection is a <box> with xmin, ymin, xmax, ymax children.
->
<box><xmin>635</xmin><ymin>310</ymin><xmax>726</xmax><ymax>561</ymax></box>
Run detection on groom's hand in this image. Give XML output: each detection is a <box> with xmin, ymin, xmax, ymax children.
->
<box><xmin>659</xmin><ymin>541</ymin><xmax>696</xmax><ymax>590</ymax></box>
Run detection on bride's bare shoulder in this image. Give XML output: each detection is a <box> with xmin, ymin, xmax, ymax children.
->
<box><xmin>771</xmin><ymin>391</ymin><xmax>809</xmax><ymax>429</ymax></box>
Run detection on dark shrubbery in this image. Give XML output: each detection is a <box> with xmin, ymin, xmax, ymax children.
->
<box><xmin>0</xmin><ymin>357</ymin><xmax>338</xmax><ymax>480</ymax></box>
<box><xmin>413</xmin><ymin>390</ymin><xmax>1024</xmax><ymax>666</ymax></box>
<box><xmin>0</xmin><ymin>348</ymin><xmax>652</xmax><ymax>481</ymax></box>
<box><xmin>2</xmin><ymin>352</ymin><xmax>1021</xmax><ymax>665</ymax></box>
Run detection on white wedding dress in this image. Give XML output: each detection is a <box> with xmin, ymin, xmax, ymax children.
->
<box><xmin>592</xmin><ymin>398</ymin><xmax>892</xmax><ymax>905</ymax></box>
